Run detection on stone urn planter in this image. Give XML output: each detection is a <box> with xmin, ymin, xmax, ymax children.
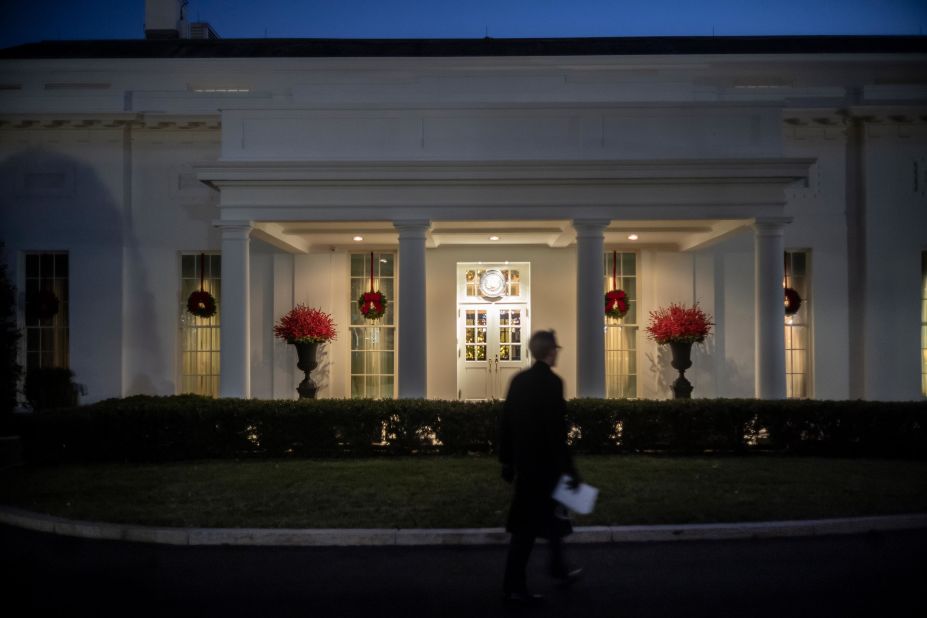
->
<box><xmin>669</xmin><ymin>341</ymin><xmax>694</xmax><ymax>399</ymax></box>
<box><xmin>273</xmin><ymin>304</ymin><xmax>337</xmax><ymax>400</ymax></box>
<box><xmin>645</xmin><ymin>302</ymin><xmax>713</xmax><ymax>400</ymax></box>
<box><xmin>294</xmin><ymin>341</ymin><xmax>320</xmax><ymax>399</ymax></box>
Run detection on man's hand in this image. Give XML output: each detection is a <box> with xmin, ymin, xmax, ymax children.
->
<box><xmin>501</xmin><ymin>464</ymin><xmax>514</xmax><ymax>483</ymax></box>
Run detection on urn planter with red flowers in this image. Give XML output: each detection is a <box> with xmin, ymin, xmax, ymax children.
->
<box><xmin>273</xmin><ymin>304</ymin><xmax>337</xmax><ymax>399</ymax></box>
<box><xmin>645</xmin><ymin>302</ymin><xmax>713</xmax><ymax>399</ymax></box>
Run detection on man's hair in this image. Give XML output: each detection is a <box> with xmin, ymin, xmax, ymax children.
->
<box><xmin>528</xmin><ymin>330</ymin><xmax>560</xmax><ymax>360</ymax></box>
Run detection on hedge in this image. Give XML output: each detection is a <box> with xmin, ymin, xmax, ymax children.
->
<box><xmin>12</xmin><ymin>395</ymin><xmax>927</xmax><ymax>464</ymax></box>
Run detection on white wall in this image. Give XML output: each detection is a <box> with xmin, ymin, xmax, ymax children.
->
<box><xmin>123</xmin><ymin>129</ymin><xmax>220</xmax><ymax>397</ymax></box>
<box><xmin>221</xmin><ymin>106</ymin><xmax>784</xmax><ymax>162</ymax></box>
<box><xmin>864</xmin><ymin>122</ymin><xmax>927</xmax><ymax>400</ymax></box>
<box><xmin>783</xmin><ymin>123</ymin><xmax>852</xmax><ymax>399</ymax></box>
<box><xmin>0</xmin><ymin>129</ymin><xmax>127</xmax><ymax>403</ymax></box>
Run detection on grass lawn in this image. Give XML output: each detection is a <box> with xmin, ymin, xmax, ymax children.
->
<box><xmin>1</xmin><ymin>455</ymin><xmax>926</xmax><ymax>529</ymax></box>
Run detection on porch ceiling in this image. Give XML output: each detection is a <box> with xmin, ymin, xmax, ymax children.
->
<box><xmin>252</xmin><ymin>218</ymin><xmax>748</xmax><ymax>252</ymax></box>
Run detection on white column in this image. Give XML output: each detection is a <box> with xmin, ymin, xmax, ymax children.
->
<box><xmin>218</xmin><ymin>222</ymin><xmax>252</xmax><ymax>399</ymax></box>
<box><xmin>395</xmin><ymin>220</ymin><xmax>430</xmax><ymax>398</ymax></box>
<box><xmin>753</xmin><ymin>217</ymin><xmax>790</xmax><ymax>399</ymax></box>
<box><xmin>573</xmin><ymin>219</ymin><xmax>610</xmax><ymax>398</ymax></box>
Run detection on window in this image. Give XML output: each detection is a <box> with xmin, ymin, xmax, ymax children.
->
<box><xmin>603</xmin><ymin>251</ymin><xmax>638</xmax><ymax>398</ymax></box>
<box><xmin>350</xmin><ymin>252</ymin><xmax>396</xmax><ymax>399</ymax></box>
<box><xmin>922</xmin><ymin>252</ymin><xmax>927</xmax><ymax>396</ymax></box>
<box><xmin>24</xmin><ymin>252</ymin><xmax>69</xmax><ymax>372</ymax></box>
<box><xmin>463</xmin><ymin>267</ymin><xmax>522</xmax><ymax>298</ymax></box>
<box><xmin>784</xmin><ymin>251</ymin><xmax>811</xmax><ymax>399</ymax></box>
<box><xmin>179</xmin><ymin>253</ymin><xmax>220</xmax><ymax>397</ymax></box>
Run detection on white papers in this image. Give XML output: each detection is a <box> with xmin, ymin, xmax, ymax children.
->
<box><xmin>552</xmin><ymin>474</ymin><xmax>599</xmax><ymax>515</ymax></box>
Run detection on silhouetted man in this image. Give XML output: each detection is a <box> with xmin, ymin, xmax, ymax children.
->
<box><xmin>498</xmin><ymin>329</ymin><xmax>582</xmax><ymax>605</ymax></box>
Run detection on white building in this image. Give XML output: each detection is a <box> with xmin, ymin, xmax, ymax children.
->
<box><xmin>2</xmin><ymin>4</ymin><xmax>926</xmax><ymax>403</ymax></box>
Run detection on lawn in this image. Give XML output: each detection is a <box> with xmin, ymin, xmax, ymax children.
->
<box><xmin>1</xmin><ymin>455</ymin><xmax>925</xmax><ymax>529</ymax></box>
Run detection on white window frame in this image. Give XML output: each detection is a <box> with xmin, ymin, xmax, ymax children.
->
<box><xmin>178</xmin><ymin>252</ymin><xmax>221</xmax><ymax>397</ymax></box>
<box><xmin>350</xmin><ymin>252</ymin><xmax>396</xmax><ymax>399</ymax></box>
<box><xmin>22</xmin><ymin>251</ymin><xmax>69</xmax><ymax>373</ymax></box>
<box><xmin>784</xmin><ymin>250</ymin><xmax>812</xmax><ymax>399</ymax></box>
<box><xmin>603</xmin><ymin>250</ymin><xmax>639</xmax><ymax>399</ymax></box>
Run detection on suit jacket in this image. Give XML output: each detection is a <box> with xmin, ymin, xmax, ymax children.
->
<box><xmin>499</xmin><ymin>361</ymin><xmax>578</xmax><ymax>537</ymax></box>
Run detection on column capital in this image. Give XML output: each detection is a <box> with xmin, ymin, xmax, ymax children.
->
<box><xmin>571</xmin><ymin>219</ymin><xmax>611</xmax><ymax>236</ymax></box>
<box><xmin>213</xmin><ymin>220</ymin><xmax>253</xmax><ymax>239</ymax></box>
<box><xmin>393</xmin><ymin>220</ymin><xmax>431</xmax><ymax>236</ymax></box>
<box><xmin>752</xmin><ymin>216</ymin><xmax>792</xmax><ymax>236</ymax></box>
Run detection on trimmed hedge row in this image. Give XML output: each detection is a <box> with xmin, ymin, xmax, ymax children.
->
<box><xmin>13</xmin><ymin>395</ymin><xmax>927</xmax><ymax>463</ymax></box>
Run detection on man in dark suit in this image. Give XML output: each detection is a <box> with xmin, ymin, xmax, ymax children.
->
<box><xmin>498</xmin><ymin>329</ymin><xmax>582</xmax><ymax>605</ymax></box>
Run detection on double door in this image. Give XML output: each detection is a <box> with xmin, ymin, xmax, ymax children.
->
<box><xmin>458</xmin><ymin>304</ymin><xmax>529</xmax><ymax>400</ymax></box>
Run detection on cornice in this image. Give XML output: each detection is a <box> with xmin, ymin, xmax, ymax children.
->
<box><xmin>783</xmin><ymin>105</ymin><xmax>927</xmax><ymax>126</ymax></box>
<box><xmin>847</xmin><ymin>105</ymin><xmax>927</xmax><ymax>124</ymax></box>
<box><xmin>195</xmin><ymin>158</ymin><xmax>814</xmax><ymax>188</ymax></box>
<box><xmin>0</xmin><ymin>113</ymin><xmax>220</xmax><ymax>130</ymax></box>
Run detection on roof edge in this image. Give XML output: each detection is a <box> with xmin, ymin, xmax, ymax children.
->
<box><xmin>2</xmin><ymin>35</ymin><xmax>926</xmax><ymax>60</ymax></box>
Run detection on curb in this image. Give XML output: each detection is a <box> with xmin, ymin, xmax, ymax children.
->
<box><xmin>2</xmin><ymin>506</ymin><xmax>926</xmax><ymax>547</ymax></box>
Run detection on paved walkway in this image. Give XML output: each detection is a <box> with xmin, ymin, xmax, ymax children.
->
<box><xmin>4</xmin><ymin>520</ymin><xmax>925</xmax><ymax>617</ymax></box>
<box><xmin>2</xmin><ymin>505</ymin><xmax>925</xmax><ymax>546</ymax></box>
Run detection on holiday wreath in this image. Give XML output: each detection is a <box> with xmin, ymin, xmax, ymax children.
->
<box><xmin>604</xmin><ymin>251</ymin><xmax>629</xmax><ymax>319</ymax></box>
<box><xmin>31</xmin><ymin>289</ymin><xmax>60</xmax><ymax>320</ymax></box>
<box><xmin>186</xmin><ymin>253</ymin><xmax>217</xmax><ymax>319</ymax></box>
<box><xmin>187</xmin><ymin>290</ymin><xmax>217</xmax><ymax>318</ymax></box>
<box><xmin>358</xmin><ymin>290</ymin><xmax>387</xmax><ymax>320</ymax></box>
<box><xmin>605</xmin><ymin>289</ymin><xmax>629</xmax><ymax>319</ymax></box>
<box><xmin>357</xmin><ymin>252</ymin><xmax>387</xmax><ymax>320</ymax></box>
<box><xmin>784</xmin><ymin>287</ymin><xmax>802</xmax><ymax>316</ymax></box>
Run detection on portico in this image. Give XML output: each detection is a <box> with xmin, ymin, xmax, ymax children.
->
<box><xmin>198</xmin><ymin>157</ymin><xmax>809</xmax><ymax>400</ymax></box>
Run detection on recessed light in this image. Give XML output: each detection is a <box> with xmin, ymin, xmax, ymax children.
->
<box><xmin>353</xmin><ymin>236</ymin><xmax>363</xmax><ymax>242</ymax></box>
<box><xmin>628</xmin><ymin>234</ymin><xmax>639</xmax><ymax>241</ymax></box>
<box><xmin>489</xmin><ymin>235</ymin><xmax>500</xmax><ymax>241</ymax></box>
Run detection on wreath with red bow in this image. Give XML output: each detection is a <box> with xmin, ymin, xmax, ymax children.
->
<box><xmin>604</xmin><ymin>251</ymin><xmax>629</xmax><ymax>319</ymax></box>
<box><xmin>358</xmin><ymin>252</ymin><xmax>387</xmax><ymax>321</ymax></box>
<box><xmin>784</xmin><ymin>287</ymin><xmax>802</xmax><ymax>316</ymax></box>
<box><xmin>359</xmin><ymin>290</ymin><xmax>387</xmax><ymax>320</ymax></box>
<box><xmin>605</xmin><ymin>289</ymin><xmax>629</xmax><ymax>319</ymax></box>
<box><xmin>186</xmin><ymin>253</ymin><xmax>217</xmax><ymax>319</ymax></box>
<box><xmin>187</xmin><ymin>290</ymin><xmax>217</xmax><ymax>318</ymax></box>
<box><xmin>31</xmin><ymin>289</ymin><xmax>60</xmax><ymax>320</ymax></box>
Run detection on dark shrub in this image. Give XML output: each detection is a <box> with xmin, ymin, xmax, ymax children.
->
<box><xmin>24</xmin><ymin>367</ymin><xmax>78</xmax><ymax>411</ymax></box>
<box><xmin>16</xmin><ymin>396</ymin><xmax>927</xmax><ymax>464</ymax></box>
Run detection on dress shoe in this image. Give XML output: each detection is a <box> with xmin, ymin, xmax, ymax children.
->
<box><xmin>554</xmin><ymin>567</ymin><xmax>583</xmax><ymax>588</ymax></box>
<box><xmin>502</xmin><ymin>591</ymin><xmax>546</xmax><ymax>606</ymax></box>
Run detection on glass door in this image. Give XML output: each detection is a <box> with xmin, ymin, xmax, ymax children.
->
<box><xmin>458</xmin><ymin>304</ymin><xmax>528</xmax><ymax>400</ymax></box>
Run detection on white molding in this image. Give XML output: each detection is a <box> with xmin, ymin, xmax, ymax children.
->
<box><xmin>196</xmin><ymin>157</ymin><xmax>814</xmax><ymax>184</ymax></box>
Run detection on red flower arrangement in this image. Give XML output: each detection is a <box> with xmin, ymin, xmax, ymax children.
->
<box><xmin>358</xmin><ymin>291</ymin><xmax>387</xmax><ymax>320</ymax></box>
<box><xmin>604</xmin><ymin>289</ymin><xmax>629</xmax><ymax>319</ymax></box>
<box><xmin>274</xmin><ymin>304</ymin><xmax>337</xmax><ymax>344</ymax></box>
<box><xmin>645</xmin><ymin>302</ymin><xmax>713</xmax><ymax>345</ymax></box>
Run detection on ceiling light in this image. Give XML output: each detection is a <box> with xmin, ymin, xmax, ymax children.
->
<box><xmin>628</xmin><ymin>234</ymin><xmax>639</xmax><ymax>241</ymax></box>
<box><xmin>353</xmin><ymin>236</ymin><xmax>363</xmax><ymax>242</ymax></box>
<box><xmin>489</xmin><ymin>235</ymin><xmax>500</xmax><ymax>241</ymax></box>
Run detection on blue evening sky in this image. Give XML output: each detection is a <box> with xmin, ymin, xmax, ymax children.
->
<box><xmin>1</xmin><ymin>0</ymin><xmax>926</xmax><ymax>49</ymax></box>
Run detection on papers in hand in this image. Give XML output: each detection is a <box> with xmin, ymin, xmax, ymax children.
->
<box><xmin>552</xmin><ymin>475</ymin><xmax>599</xmax><ymax>515</ymax></box>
